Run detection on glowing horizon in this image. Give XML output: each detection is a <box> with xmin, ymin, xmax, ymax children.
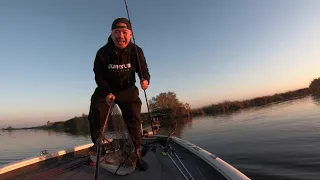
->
<box><xmin>1</xmin><ymin>0</ymin><xmax>320</xmax><ymax>128</ymax></box>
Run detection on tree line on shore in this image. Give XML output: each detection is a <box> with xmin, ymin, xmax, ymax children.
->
<box><xmin>3</xmin><ymin>77</ymin><xmax>319</xmax><ymax>131</ymax></box>
<box><xmin>1</xmin><ymin>114</ymin><xmax>90</xmax><ymax>134</ymax></box>
<box><xmin>191</xmin><ymin>77</ymin><xmax>320</xmax><ymax>116</ymax></box>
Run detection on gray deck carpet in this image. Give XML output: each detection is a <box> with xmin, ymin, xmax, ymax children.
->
<box><xmin>4</xmin><ymin>140</ymin><xmax>227</xmax><ymax>180</ymax></box>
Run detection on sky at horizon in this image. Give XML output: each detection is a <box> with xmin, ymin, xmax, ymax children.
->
<box><xmin>1</xmin><ymin>0</ymin><xmax>320</xmax><ymax>128</ymax></box>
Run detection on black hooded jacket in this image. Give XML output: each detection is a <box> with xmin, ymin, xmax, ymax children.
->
<box><xmin>92</xmin><ymin>36</ymin><xmax>150</xmax><ymax>98</ymax></box>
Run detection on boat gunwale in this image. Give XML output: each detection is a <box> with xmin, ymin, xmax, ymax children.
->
<box><xmin>0</xmin><ymin>143</ymin><xmax>93</xmax><ymax>175</ymax></box>
<box><xmin>140</xmin><ymin>135</ymin><xmax>250</xmax><ymax>180</ymax></box>
<box><xmin>169</xmin><ymin>136</ymin><xmax>250</xmax><ymax>180</ymax></box>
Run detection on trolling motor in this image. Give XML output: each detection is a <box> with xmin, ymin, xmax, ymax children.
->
<box><xmin>142</xmin><ymin>117</ymin><xmax>161</xmax><ymax>138</ymax></box>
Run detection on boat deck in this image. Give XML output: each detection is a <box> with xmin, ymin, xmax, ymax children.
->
<box><xmin>3</xmin><ymin>140</ymin><xmax>227</xmax><ymax>180</ymax></box>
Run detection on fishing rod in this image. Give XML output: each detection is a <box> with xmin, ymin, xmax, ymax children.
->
<box><xmin>123</xmin><ymin>0</ymin><xmax>155</xmax><ymax>135</ymax></box>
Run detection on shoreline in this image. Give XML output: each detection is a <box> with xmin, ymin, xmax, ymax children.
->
<box><xmin>190</xmin><ymin>87</ymin><xmax>311</xmax><ymax>117</ymax></box>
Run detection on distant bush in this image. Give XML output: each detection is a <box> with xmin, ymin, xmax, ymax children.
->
<box><xmin>146</xmin><ymin>91</ymin><xmax>191</xmax><ymax>121</ymax></box>
<box><xmin>44</xmin><ymin>115</ymin><xmax>90</xmax><ymax>135</ymax></box>
<box><xmin>64</xmin><ymin>116</ymin><xmax>90</xmax><ymax>134</ymax></box>
<box><xmin>190</xmin><ymin>108</ymin><xmax>206</xmax><ymax>116</ymax></box>
<box><xmin>49</xmin><ymin>121</ymin><xmax>65</xmax><ymax>129</ymax></box>
<box><xmin>309</xmin><ymin>77</ymin><xmax>320</xmax><ymax>96</ymax></box>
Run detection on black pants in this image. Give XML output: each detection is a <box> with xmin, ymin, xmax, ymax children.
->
<box><xmin>88</xmin><ymin>86</ymin><xmax>142</xmax><ymax>150</ymax></box>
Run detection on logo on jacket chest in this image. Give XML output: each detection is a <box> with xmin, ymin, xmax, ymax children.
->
<box><xmin>108</xmin><ymin>63</ymin><xmax>132</xmax><ymax>72</ymax></box>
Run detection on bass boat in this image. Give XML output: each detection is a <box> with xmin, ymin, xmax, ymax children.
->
<box><xmin>0</xmin><ymin>133</ymin><xmax>250</xmax><ymax>180</ymax></box>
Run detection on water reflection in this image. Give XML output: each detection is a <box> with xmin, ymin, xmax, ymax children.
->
<box><xmin>47</xmin><ymin>129</ymin><xmax>55</xmax><ymax>136</ymax></box>
<box><xmin>64</xmin><ymin>128</ymin><xmax>90</xmax><ymax>137</ymax></box>
<box><xmin>0</xmin><ymin>129</ymin><xmax>92</xmax><ymax>166</ymax></box>
<box><xmin>44</xmin><ymin>117</ymin><xmax>194</xmax><ymax>139</ymax></box>
<box><xmin>311</xmin><ymin>95</ymin><xmax>320</xmax><ymax>106</ymax></box>
<box><xmin>7</xmin><ymin>129</ymin><xmax>13</xmax><ymax>136</ymax></box>
<box><xmin>1</xmin><ymin>96</ymin><xmax>320</xmax><ymax>179</ymax></box>
<box><xmin>157</xmin><ymin>117</ymin><xmax>193</xmax><ymax>138</ymax></box>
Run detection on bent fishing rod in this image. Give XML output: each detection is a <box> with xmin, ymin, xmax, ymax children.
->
<box><xmin>123</xmin><ymin>0</ymin><xmax>155</xmax><ymax>135</ymax></box>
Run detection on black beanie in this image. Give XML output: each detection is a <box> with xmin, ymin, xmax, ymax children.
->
<box><xmin>111</xmin><ymin>18</ymin><xmax>132</xmax><ymax>31</ymax></box>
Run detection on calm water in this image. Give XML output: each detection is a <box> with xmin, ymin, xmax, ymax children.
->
<box><xmin>1</xmin><ymin>95</ymin><xmax>320</xmax><ymax>180</ymax></box>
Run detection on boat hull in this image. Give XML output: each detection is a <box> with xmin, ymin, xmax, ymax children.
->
<box><xmin>0</xmin><ymin>135</ymin><xmax>250</xmax><ymax>180</ymax></box>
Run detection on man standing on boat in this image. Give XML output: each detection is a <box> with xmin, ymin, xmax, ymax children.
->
<box><xmin>88</xmin><ymin>17</ymin><xmax>150</xmax><ymax>171</ymax></box>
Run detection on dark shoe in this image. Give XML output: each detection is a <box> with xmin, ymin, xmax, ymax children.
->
<box><xmin>136</xmin><ymin>157</ymin><xmax>148</xmax><ymax>170</ymax></box>
<box><xmin>136</xmin><ymin>148</ymin><xmax>148</xmax><ymax>170</ymax></box>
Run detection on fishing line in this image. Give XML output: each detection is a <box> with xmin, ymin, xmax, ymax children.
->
<box><xmin>151</xmin><ymin>145</ymin><xmax>177</xmax><ymax>180</ymax></box>
<box><xmin>123</xmin><ymin>0</ymin><xmax>155</xmax><ymax>135</ymax></box>
<box><xmin>167</xmin><ymin>117</ymin><xmax>178</xmax><ymax>141</ymax></box>
<box><xmin>166</xmin><ymin>149</ymin><xmax>189</xmax><ymax>180</ymax></box>
<box><xmin>173</xmin><ymin>151</ymin><xmax>194</xmax><ymax>180</ymax></box>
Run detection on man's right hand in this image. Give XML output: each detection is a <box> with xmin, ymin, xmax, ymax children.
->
<box><xmin>106</xmin><ymin>93</ymin><xmax>115</xmax><ymax>105</ymax></box>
